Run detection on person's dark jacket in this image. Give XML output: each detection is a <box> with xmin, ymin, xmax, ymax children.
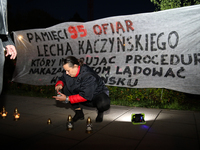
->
<box><xmin>55</xmin><ymin>64</ymin><xmax>109</xmax><ymax>104</ymax></box>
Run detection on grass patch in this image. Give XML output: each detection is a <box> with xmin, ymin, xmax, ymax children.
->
<box><xmin>2</xmin><ymin>82</ymin><xmax>200</xmax><ymax>111</ymax></box>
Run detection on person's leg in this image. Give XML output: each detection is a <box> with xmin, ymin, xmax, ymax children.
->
<box><xmin>94</xmin><ymin>92</ymin><xmax>110</xmax><ymax>112</ymax></box>
<box><xmin>81</xmin><ymin>92</ymin><xmax>110</xmax><ymax>122</ymax></box>
<box><xmin>72</xmin><ymin>106</ymin><xmax>84</xmax><ymax>122</ymax></box>
<box><xmin>93</xmin><ymin>92</ymin><xmax>110</xmax><ymax>122</ymax></box>
<box><xmin>62</xmin><ymin>86</ymin><xmax>84</xmax><ymax>122</ymax></box>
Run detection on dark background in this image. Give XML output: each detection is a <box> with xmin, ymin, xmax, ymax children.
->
<box><xmin>7</xmin><ymin>0</ymin><xmax>155</xmax><ymax>31</ymax></box>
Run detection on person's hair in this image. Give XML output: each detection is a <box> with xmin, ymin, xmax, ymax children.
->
<box><xmin>62</xmin><ymin>56</ymin><xmax>84</xmax><ymax>67</ymax></box>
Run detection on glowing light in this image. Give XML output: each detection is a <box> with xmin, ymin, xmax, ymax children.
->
<box><xmin>116</xmin><ymin>115</ymin><xmax>132</xmax><ymax>122</ymax></box>
<box><xmin>0</xmin><ymin>106</ymin><xmax>8</xmax><ymax>119</ymax></box>
<box><xmin>15</xmin><ymin>114</ymin><xmax>20</xmax><ymax>119</ymax></box>
<box><xmin>13</xmin><ymin>108</ymin><xmax>20</xmax><ymax>121</ymax></box>
<box><xmin>18</xmin><ymin>35</ymin><xmax>23</xmax><ymax>40</ymax></box>
<box><xmin>115</xmin><ymin>113</ymin><xmax>155</xmax><ymax>123</ymax></box>
<box><xmin>47</xmin><ymin>118</ymin><xmax>52</xmax><ymax>124</ymax></box>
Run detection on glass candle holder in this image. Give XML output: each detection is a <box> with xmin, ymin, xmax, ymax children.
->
<box><xmin>86</xmin><ymin>117</ymin><xmax>93</xmax><ymax>134</ymax></box>
<box><xmin>66</xmin><ymin>115</ymin><xmax>73</xmax><ymax>131</ymax></box>
<box><xmin>47</xmin><ymin>118</ymin><xmax>52</xmax><ymax>124</ymax></box>
<box><xmin>13</xmin><ymin>108</ymin><xmax>20</xmax><ymax>121</ymax></box>
<box><xmin>0</xmin><ymin>106</ymin><xmax>8</xmax><ymax>119</ymax></box>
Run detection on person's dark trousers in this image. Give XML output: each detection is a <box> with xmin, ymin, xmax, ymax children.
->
<box><xmin>0</xmin><ymin>40</ymin><xmax>5</xmax><ymax>95</ymax></box>
<box><xmin>63</xmin><ymin>86</ymin><xmax>110</xmax><ymax>122</ymax></box>
<box><xmin>72</xmin><ymin>92</ymin><xmax>110</xmax><ymax>112</ymax></box>
<box><xmin>0</xmin><ymin>40</ymin><xmax>5</xmax><ymax>109</ymax></box>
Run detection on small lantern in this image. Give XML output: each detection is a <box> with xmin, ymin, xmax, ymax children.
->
<box><xmin>47</xmin><ymin>118</ymin><xmax>52</xmax><ymax>124</ymax></box>
<box><xmin>0</xmin><ymin>106</ymin><xmax>8</xmax><ymax>119</ymax></box>
<box><xmin>66</xmin><ymin>115</ymin><xmax>73</xmax><ymax>131</ymax></box>
<box><xmin>13</xmin><ymin>108</ymin><xmax>20</xmax><ymax>121</ymax></box>
<box><xmin>86</xmin><ymin>117</ymin><xmax>93</xmax><ymax>134</ymax></box>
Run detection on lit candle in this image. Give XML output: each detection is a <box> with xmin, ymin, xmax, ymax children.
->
<box><xmin>2</xmin><ymin>113</ymin><xmax>7</xmax><ymax>117</ymax></box>
<box><xmin>15</xmin><ymin>114</ymin><xmax>20</xmax><ymax>119</ymax></box>
<box><xmin>1</xmin><ymin>106</ymin><xmax>7</xmax><ymax>118</ymax></box>
<box><xmin>13</xmin><ymin>108</ymin><xmax>20</xmax><ymax>121</ymax></box>
<box><xmin>47</xmin><ymin>118</ymin><xmax>52</xmax><ymax>124</ymax></box>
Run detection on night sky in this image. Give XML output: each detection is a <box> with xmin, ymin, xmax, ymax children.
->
<box><xmin>8</xmin><ymin>0</ymin><xmax>155</xmax><ymax>22</ymax></box>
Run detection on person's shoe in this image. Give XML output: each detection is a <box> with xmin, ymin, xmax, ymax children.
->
<box><xmin>96</xmin><ymin>111</ymin><xmax>103</xmax><ymax>122</ymax></box>
<box><xmin>73</xmin><ymin>109</ymin><xmax>84</xmax><ymax>122</ymax></box>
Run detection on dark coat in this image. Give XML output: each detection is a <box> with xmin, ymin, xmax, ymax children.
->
<box><xmin>59</xmin><ymin>64</ymin><xmax>109</xmax><ymax>101</ymax></box>
<box><xmin>0</xmin><ymin>0</ymin><xmax>14</xmax><ymax>47</ymax></box>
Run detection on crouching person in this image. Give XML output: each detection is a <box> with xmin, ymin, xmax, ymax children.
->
<box><xmin>53</xmin><ymin>56</ymin><xmax>110</xmax><ymax>122</ymax></box>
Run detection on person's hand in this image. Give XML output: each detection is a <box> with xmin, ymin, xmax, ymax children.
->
<box><xmin>55</xmin><ymin>84</ymin><xmax>63</xmax><ymax>93</ymax></box>
<box><xmin>5</xmin><ymin>45</ymin><xmax>17</xmax><ymax>59</ymax></box>
<box><xmin>52</xmin><ymin>92</ymin><xmax>67</xmax><ymax>102</ymax></box>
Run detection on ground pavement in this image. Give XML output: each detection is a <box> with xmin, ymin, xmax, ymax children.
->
<box><xmin>0</xmin><ymin>95</ymin><xmax>199</xmax><ymax>150</ymax></box>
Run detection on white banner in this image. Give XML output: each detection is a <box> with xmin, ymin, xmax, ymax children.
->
<box><xmin>12</xmin><ymin>5</ymin><xmax>200</xmax><ymax>95</ymax></box>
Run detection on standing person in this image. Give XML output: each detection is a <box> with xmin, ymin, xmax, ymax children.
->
<box><xmin>0</xmin><ymin>0</ymin><xmax>17</xmax><ymax>94</ymax></box>
<box><xmin>53</xmin><ymin>56</ymin><xmax>110</xmax><ymax>122</ymax></box>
